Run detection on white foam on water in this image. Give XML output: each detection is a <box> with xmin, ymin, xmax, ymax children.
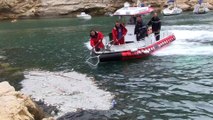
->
<box><xmin>85</xmin><ymin>41</ymin><xmax>92</xmax><ymax>50</ymax></box>
<box><xmin>172</xmin><ymin>30</ymin><xmax>213</xmax><ymax>40</ymax></box>
<box><xmin>21</xmin><ymin>70</ymin><xmax>113</xmax><ymax>117</ymax></box>
<box><xmin>154</xmin><ymin>26</ymin><xmax>213</xmax><ymax>56</ymax></box>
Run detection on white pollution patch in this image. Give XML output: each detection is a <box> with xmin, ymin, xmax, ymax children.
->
<box><xmin>21</xmin><ymin>70</ymin><xmax>113</xmax><ymax>116</ymax></box>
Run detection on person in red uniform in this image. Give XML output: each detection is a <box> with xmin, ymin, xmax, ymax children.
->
<box><xmin>90</xmin><ymin>30</ymin><xmax>105</xmax><ymax>52</ymax></box>
<box><xmin>112</xmin><ymin>21</ymin><xmax>127</xmax><ymax>45</ymax></box>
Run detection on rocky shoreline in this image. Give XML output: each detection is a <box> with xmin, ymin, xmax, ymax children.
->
<box><xmin>0</xmin><ymin>0</ymin><xmax>213</xmax><ymax>20</ymax></box>
<box><xmin>0</xmin><ymin>81</ymin><xmax>50</xmax><ymax>120</ymax></box>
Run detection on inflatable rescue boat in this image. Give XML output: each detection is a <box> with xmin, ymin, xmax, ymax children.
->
<box><xmin>86</xmin><ymin>2</ymin><xmax>176</xmax><ymax>66</ymax></box>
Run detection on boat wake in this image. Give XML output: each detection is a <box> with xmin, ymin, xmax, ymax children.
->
<box><xmin>21</xmin><ymin>70</ymin><xmax>113</xmax><ymax>117</ymax></box>
<box><xmin>154</xmin><ymin>25</ymin><xmax>213</xmax><ymax>56</ymax></box>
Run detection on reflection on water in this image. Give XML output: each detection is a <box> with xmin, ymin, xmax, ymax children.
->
<box><xmin>0</xmin><ymin>12</ymin><xmax>213</xmax><ymax>119</ymax></box>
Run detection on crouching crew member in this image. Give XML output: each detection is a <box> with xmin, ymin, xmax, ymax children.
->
<box><xmin>89</xmin><ymin>30</ymin><xmax>105</xmax><ymax>52</ymax></box>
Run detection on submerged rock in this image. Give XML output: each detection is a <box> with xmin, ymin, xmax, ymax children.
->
<box><xmin>35</xmin><ymin>99</ymin><xmax>59</xmax><ymax>117</ymax></box>
<box><xmin>57</xmin><ymin>109</ymin><xmax>111</xmax><ymax>120</ymax></box>
<box><xmin>0</xmin><ymin>62</ymin><xmax>24</xmax><ymax>90</ymax></box>
<box><xmin>0</xmin><ymin>81</ymin><xmax>45</xmax><ymax>120</ymax></box>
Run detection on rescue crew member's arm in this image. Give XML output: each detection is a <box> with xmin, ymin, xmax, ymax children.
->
<box><xmin>112</xmin><ymin>28</ymin><xmax>119</xmax><ymax>44</ymax></box>
<box><xmin>90</xmin><ymin>38</ymin><xmax>95</xmax><ymax>48</ymax></box>
<box><xmin>97</xmin><ymin>32</ymin><xmax>104</xmax><ymax>43</ymax></box>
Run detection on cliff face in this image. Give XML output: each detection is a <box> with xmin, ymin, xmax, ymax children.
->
<box><xmin>0</xmin><ymin>0</ymin><xmax>126</xmax><ymax>19</ymax></box>
<box><xmin>37</xmin><ymin>0</ymin><xmax>116</xmax><ymax>16</ymax></box>
<box><xmin>0</xmin><ymin>0</ymin><xmax>39</xmax><ymax>19</ymax></box>
<box><xmin>0</xmin><ymin>0</ymin><xmax>213</xmax><ymax>19</ymax></box>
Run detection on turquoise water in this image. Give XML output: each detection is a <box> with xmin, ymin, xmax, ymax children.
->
<box><xmin>0</xmin><ymin>17</ymin><xmax>115</xmax><ymax>71</ymax></box>
<box><xmin>1</xmin><ymin>12</ymin><xmax>213</xmax><ymax>119</ymax></box>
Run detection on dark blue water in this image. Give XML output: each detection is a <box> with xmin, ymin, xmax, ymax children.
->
<box><xmin>1</xmin><ymin>12</ymin><xmax>213</xmax><ymax>119</ymax></box>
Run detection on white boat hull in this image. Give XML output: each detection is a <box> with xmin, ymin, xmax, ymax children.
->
<box><xmin>162</xmin><ymin>7</ymin><xmax>182</xmax><ymax>16</ymax></box>
<box><xmin>76</xmin><ymin>12</ymin><xmax>92</xmax><ymax>19</ymax></box>
<box><xmin>77</xmin><ymin>15</ymin><xmax>91</xmax><ymax>20</ymax></box>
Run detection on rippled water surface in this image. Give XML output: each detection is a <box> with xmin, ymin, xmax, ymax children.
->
<box><xmin>0</xmin><ymin>12</ymin><xmax>213</xmax><ymax>119</ymax></box>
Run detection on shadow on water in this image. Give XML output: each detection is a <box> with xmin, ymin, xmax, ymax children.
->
<box><xmin>0</xmin><ymin>61</ymin><xmax>24</xmax><ymax>90</ymax></box>
<box><xmin>57</xmin><ymin>109</ymin><xmax>112</xmax><ymax>120</ymax></box>
<box><xmin>35</xmin><ymin>100</ymin><xmax>59</xmax><ymax>117</ymax></box>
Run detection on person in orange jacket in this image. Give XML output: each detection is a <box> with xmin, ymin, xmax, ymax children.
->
<box><xmin>89</xmin><ymin>30</ymin><xmax>104</xmax><ymax>52</ymax></box>
<box><xmin>112</xmin><ymin>21</ymin><xmax>127</xmax><ymax>45</ymax></box>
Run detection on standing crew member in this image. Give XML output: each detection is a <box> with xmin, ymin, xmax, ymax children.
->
<box><xmin>134</xmin><ymin>16</ymin><xmax>147</xmax><ymax>41</ymax></box>
<box><xmin>112</xmin><ymin>21</ymin><xmax>127</xmax><ymax>45</ymax></box>
<box><xmin>89</xmin><ymin>30</ymin><xmax>104</xmax><ymax>52</ymax></box>
<box><xmin>148</xmin><ymin>12</ymin><xmax>161</xmax><ymax>41</ymax></box>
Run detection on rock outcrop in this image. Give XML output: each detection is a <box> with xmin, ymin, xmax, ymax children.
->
<box><xmin>175</xmin><ymin>0</ymin><xmax>213</xmax><ymax>11</ymax></box>
<box><xmin>0</xmin><ymin>0</ymin><xmax>39</xmax><ymax>19</ymax></box>
<box><xmin>0</xmin><ymin>0</ymin><xmax>213</xmax><ymax>19</ymax></box>
<box><xmin>148</xmin><ymin>0</ymin><xmax>213</xmax><ymax>11</ymax></box>
<box><xmin>0</xmin><ymin>81</ymin><xmax>45</xmax><ymax>120</ymax></box>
